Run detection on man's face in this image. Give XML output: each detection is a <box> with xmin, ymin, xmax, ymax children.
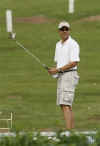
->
<box><xmin>58</xmin><ymin>27</ymin><xmax>70</xmax><ymax>41</ymax></box>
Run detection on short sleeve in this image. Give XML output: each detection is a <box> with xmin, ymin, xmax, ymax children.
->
<box><xmin>54</xmin><ymin>45</ymin><xmax>57</xmax><ymax>62</ymax></box>
<box><xmin>70</xmin><ymin>42</ymin><xmax>80</xmax><ymax>62</ymax></box>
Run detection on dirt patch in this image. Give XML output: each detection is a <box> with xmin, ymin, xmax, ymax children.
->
<box><xmin>16</xmin><ymin>16</ymin><xmax>56</xmax><ymax>24</ymax></box>
<box><xmin>0</xmin><ymin>129</ymin><xmax>10</xmax><ymax>133</ymax></box>
<box><xmin>88</xmin><ymin>115</ymin><xmax>100</xmax><ymax>121</ymax></box>
<box><xmin>75</xmin><ymin>15</ymin><xmax>100</xmax><ymax>23</ymax></box>
<box><xmin>8</xmin><ymin>95</ymin><xmax>22</xmax><ymax>99</ymax></box>
<box><xmin>81</xmin><ymin>15</ymin><xmax>100</xmax><ymax>22</ymax></box>
<box><xmin>15</xmin><ymin>15</ymin><xmax>100</xmax><ymax>24</ymax></box>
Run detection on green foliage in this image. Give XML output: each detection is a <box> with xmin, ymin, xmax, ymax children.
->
<box><xmin>0</xmin><ymin>131</ymin><xmax>100</xmax><ymax>146</ymax></box>
<box><xmin>58</xmin><ymin>135</ymin><xmax>89</xmax><ymax>146</ymax></box>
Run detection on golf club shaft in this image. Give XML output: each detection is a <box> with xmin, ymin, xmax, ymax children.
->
<box><xmin>6</xmin><ymin>9</ymin><xmax>49</xmax><ymax>71</ymax></box>
<box><xmin>16</xmin><ymin>40</ymin><xmax>49</xmax><ymax>70</ymax></box>
<box><xmin>9</xmin><ymin>34</ymin><xmax>58</xmax><ymax>78</ymax></box>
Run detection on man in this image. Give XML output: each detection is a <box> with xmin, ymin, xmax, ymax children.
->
<box><xmin>48</xmin><ymin>21</ymin><xmax>80</xmax><ymax>129</ymax></box>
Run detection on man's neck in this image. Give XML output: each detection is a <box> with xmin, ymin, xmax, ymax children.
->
<box><xmin>61</xmin><ymin>36</ymin><xmax>69</xmax><ymax>43</ymax></box>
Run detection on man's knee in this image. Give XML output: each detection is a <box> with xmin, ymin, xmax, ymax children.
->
<box><xmin>61</xmin><ymin>104</ymin><xmax>72</xmax><ymax>111</ymax></box>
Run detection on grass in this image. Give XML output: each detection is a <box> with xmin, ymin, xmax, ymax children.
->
<box><xmin>0</xmin><ymin>0</ymin><xmax>100</xmax><ymax>131</ymax></box>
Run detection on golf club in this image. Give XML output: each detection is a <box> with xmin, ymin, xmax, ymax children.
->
<box><xmin>6</xmin><ymin>10</ymin><xmax>58</xmax><ymax>78</ymax></box>
<box><xmin>15</xmin><ymin>37</ymin><xmax>49</xmax><ymax>71</ymax></box>
<box><xmin>12</xmin><ymin>33</ymin><xmax>58</xmax><ymax>78</ymax></box>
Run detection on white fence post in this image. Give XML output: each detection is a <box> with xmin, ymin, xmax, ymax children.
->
<box><xmin>6</xmin><ymin>9</ymin><xmax>13</xmax><ymax>33</ymax></box>
<box><xmin>68</xmin><ymin>0</ymin><xmax>75</xmax><ymax>14</ymax></box>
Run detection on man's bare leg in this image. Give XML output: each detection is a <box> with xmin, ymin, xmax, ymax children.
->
<box><xmin>71</xmin><ymin>111</ymin><xmax>74</xmax><ymax>129</ymax></box>
<box><xmin>61</xmin><ymin>105</ymin><xmax>74</xmax><ymax>129</ymax></box>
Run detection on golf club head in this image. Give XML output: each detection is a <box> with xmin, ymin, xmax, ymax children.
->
<box><xmin>9</xmin><ymin>32</ymin><xmax>16</xmax><ymax>40</ymax></box>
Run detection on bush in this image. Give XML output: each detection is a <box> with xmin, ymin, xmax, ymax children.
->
<box><xmin>0</xmin><ymin>131</ymin><xmax>100</xmax><ymax>146</ymax></box>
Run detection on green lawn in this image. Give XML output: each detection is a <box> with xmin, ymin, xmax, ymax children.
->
<box><xmin>0</xmin><ymin>0</ymin><xmax>100</xmax><ymax>131</ymax></box>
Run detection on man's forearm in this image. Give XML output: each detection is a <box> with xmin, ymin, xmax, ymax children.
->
<box><xmin>57</xmin><ymin>62</ymin><xmax>78</xmax><ymax>72</ymax></box>
<box><xmin>48</xmin><ymin>62</ymin><xmax>78</xmax><ymax>75</ymax></box>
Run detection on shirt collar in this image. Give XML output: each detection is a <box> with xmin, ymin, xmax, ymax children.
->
<box><xmin>60</xmin><ymin>36</ymin><xmax>71</xmax><ymax>44</ymax></box>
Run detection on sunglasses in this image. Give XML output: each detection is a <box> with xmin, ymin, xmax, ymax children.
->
<box><xmin>59</xmin><ymin>27</ymin><xmax>69</xmax><ymax>31</ymax></box>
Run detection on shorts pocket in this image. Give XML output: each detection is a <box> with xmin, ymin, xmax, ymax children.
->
<box><xmin>63</xmin><ymin>90</ymin><xmax>74</xmax><ymax>105</ymax></box>
<box><xmin>73</xmin><ymin>73</ymin><xmax>80</xmax><ymax>86</ymax></box>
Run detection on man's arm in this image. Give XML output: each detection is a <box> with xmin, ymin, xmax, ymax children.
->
<box><xmin>48</xmin><ymin>61</ymin><xmax>78</xmax><ymax>75</ymax></box>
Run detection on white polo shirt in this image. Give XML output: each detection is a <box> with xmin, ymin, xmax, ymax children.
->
<box><xmin>54</xmin><ymin>36</ymin><xmax>80</xmax><ymax>69</ymax></box>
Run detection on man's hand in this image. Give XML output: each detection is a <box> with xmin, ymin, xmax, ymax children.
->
<box><xmin>48</xmin><ymin>67</ymin><xmax>58</xmax><ymax>75</ymax></box>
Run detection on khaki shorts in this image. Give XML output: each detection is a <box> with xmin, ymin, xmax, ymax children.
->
<box><xmin>57</xmin><ymin>71</ymin><xmax>79</xmax><ymax>107</ymax></box>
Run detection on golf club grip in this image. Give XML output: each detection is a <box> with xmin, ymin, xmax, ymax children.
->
<box><xmin>43</xmin><ymin>65</ymin><xmax>49</xmax><ymax>70</ymax></box>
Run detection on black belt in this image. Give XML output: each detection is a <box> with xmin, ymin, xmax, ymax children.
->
<box><xmin>59</xmin><ymin>69</ymin><xmax>77</xmax><ymax>73</ymax></box>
